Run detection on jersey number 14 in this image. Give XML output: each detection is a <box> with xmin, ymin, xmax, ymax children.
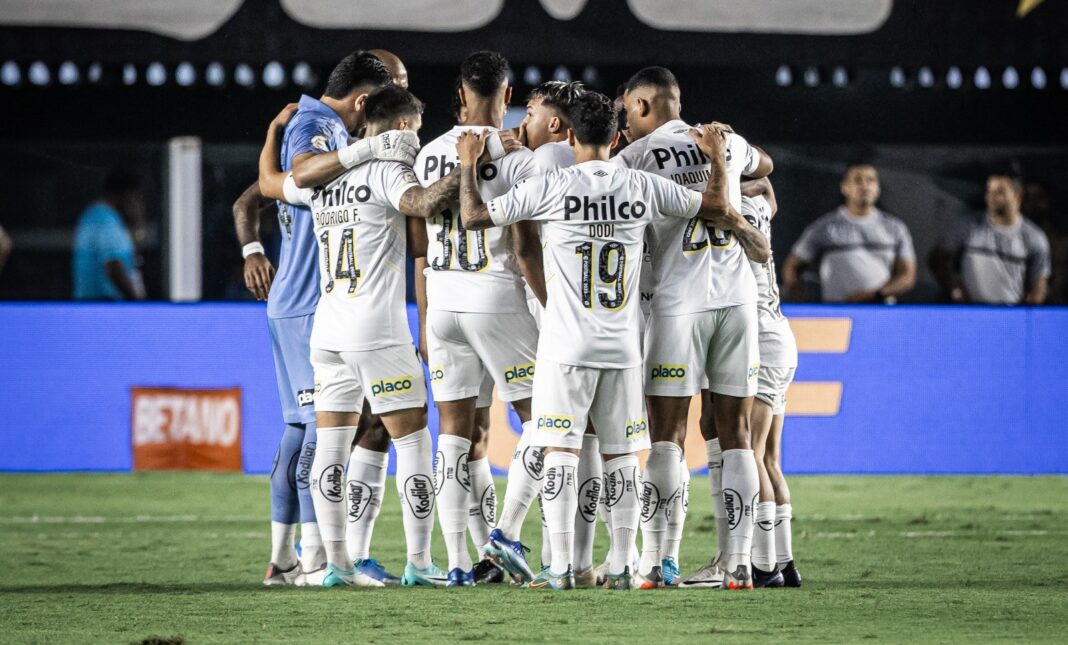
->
<box><xmin>319</xmin><ymin>228</ymin><xmax>361</xmax><ymax>295</ymax></box>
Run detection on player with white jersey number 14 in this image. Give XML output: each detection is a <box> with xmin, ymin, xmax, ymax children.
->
<box><xmin>456</xmin><ymin>91</ymin><xmax>760</xmax><ymax>590</ymax></box>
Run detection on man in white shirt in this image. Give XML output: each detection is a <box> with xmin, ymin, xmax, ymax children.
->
<box><xmin>614</xmin><ymin>67</ymin><xmax>772</xmax><ymax>590</ymax></box>
<box><xmin>457</xmin><ymin>91</ymin><xmax>758</xmax><ymax>589</ymax></box>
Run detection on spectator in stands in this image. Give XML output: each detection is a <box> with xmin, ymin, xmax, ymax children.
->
<box><xmin>0</xmin><ymin>223</ymin><xmax>11</xmax><ymax>278</ymax></box>
<box><xmin>782</xmin><ymin>164</ymin><xmax>916</xmax><ymax>303</ymax></box>
<box><xmin>930</xmin><ymin>174</ymin><xmax>1051</xmax><ymax>305</ymax></box>
<box><xmin>72</xmin><ymin>171</ymin><xmax>146</xmax><ymax>301</ymax></box>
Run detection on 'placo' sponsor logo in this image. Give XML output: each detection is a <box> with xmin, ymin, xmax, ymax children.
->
<box><xmin>504</xmin><ymin>362</ymin><xmax>535</xmax><ymax>384</ymax></box>
<box><xmin>536</xmin><ymin>415</ymin><xmax>574</xmax><ymax>432</ymax></box>
<box><xmin>371</xmin><ymin>376</ymin><xmax>414</xmax><ymax>397</ymax></box>
<box><xmin>650</xmin><ymin>364</ymin><xmax>687</xmax><ymax>381</ymax></box>
<box><xmin>625</xmin><ymin>418</ymin><xmax>648</xmax><ymax>440</ymax></box>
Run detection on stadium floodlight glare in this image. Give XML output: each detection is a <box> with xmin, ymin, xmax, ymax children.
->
<box><xmin>946</xmin><ymin>66</ymin><xmax>963</xmax><ymax>89</ymax></box>
<box><xmin>263</xmin><ymin>61</ymin><xmax>286</xmax><ymax>88</ymax></box>
<box><xmin>918</xmin><ymin>66</ymin><xmax>935</xmax><ymax>88</ymax></box>
<box><xmin>58</xmin><ymin>61</ymin><xmax>79</xmax><ymax>86</ymax></box>
<box><xmin>889</xmin><ymin>66</ymin><xmax>907</xmax><ymax>89</ymax></box>
<box><xmin>803</xmin><ymin>66</ymin><xmax>820</xmax><ymax>87</ymax></box>
<box><xmin>122</xmin><ymin>63</ymin><xmax>137</xmax><ymax>86</ymax></box>
<box><xmin>1002</xmin><ymin>66</ymin><xmax>1019</xmax><ymax>90</ymax></box>
<box><xmin>1061</xmin><ymin>68</ymin><xmax>1068</xmax><ymax>90</ymax></box>
<box><xmin>1</xmin><ymin>61</ymin><xmax>20</xmax><ymax>86</ymax></box>
<box><xmin>553</xmin><ymin>66</ymin><xmax>571</xmax><ymax>82</ymax></box>
<box><xmin>146</xmin><ymin>62</ymin><xmax>167</xmax><ymax>87</ymax></box>
<box><xmin>175</xmin><ymin>62</ymin><xmax>196</xmax><ymax>87</ymax></box>
<box><xmin>775</xmin><ymin>65</ymin><xmax>793</xmax><ymax>87</ymax></box>
<box><xmin>1030</xmin><ymin>67</ymin><xmax>1046</xmax><ymax>90</ymax></box>
<box><xmin>974</xmin><ymin>66</ymin><xmax>991</xmax><ymax>90</ymax></box>
<box><xmin>582</xmin><ymin>65</ymin><xmax>598</xmax><ymax>86</ymax></box>
<box><xmin>234</xmin><ymin>63</ymin><xmax>255</xmax><ymax>88</ymax></box>
<box><xmin>523</xmin><ymin>65</ymin><xmax>541</xmax><ymax>86</ymax></box>
<box><xmin>831</xmin><ymin>66</ymin><xmax>849</xmax><ymax>88</ymax></box>
<box><xmin>87</xmin><ymin>62</ymin><xmax>103</xmax><ymax>84</ymax></box>
<box><xmin>28</xmin><ymin>61</ymin><xmax>50</xmax><ymax>86</ymax></box>
<box><xmin>292</xmin><ymin>62</ymin><xmax>315</xmax><ymax>88</ymax></box>
<box><xmin>205</xmin><ymin>62</ymin><xmax>225</xmax><ymax>87</ymax></box>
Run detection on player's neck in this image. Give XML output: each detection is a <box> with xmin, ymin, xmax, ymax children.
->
<box><xmin>648</xmin><ymin>109</ymin><xmax>682</xmax><ymax>132</ymax></box>
<box><xmin>319</xmin><ymin>96</ymin><xmax>358</xmax><ymax>132</ymax></box>
<box><xmin>462</xmin><ymin>103</ymin><xmax>502</xmax><ymax>129</ymax></box>
<box><xmin>573</xmin><ymin>144</ymin><xmax>611</xmax><ymax>164</ymax></box>
<box><xmin>989</xmin><ymin>208</ymin><xmax>1019</xmax><ymax>227</ymax></box>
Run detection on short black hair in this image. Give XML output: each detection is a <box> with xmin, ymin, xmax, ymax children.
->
<box><xmin>567</xmin><ymin>91</ymin><xmax>617</xmax><ymax>147</ymax></box>
<box><xmin>363</xmin><ymin>85</ymin><xmax>424</xmax><ymax>125</ymax></box>
<box><xmin>624</xmin><ymin>66</ymin><xmax>679</xmax><ymax>94</ymax></box>
<box><xmin>450</xmin><ymin>75</ymin><xmax>464</xmax><ymax>121</ymax></box>
<box><xmin>528</xmin><ymin>81</ymin><xmax>584</xmax><ymax>126</ymax></box>
<box><xmin>104</xmin><ymin>169</ymin><xmax>141</xmax><ymax>196</ymax></box>
<box><xmin>324</xmin><ymin>51</ymin><xmax>392</xmax><ymax>99</ymax></box>
<box><xmin>460</xmin><ymin>50</ymin><xmax>510</xmax><ymax>97</ymax></box>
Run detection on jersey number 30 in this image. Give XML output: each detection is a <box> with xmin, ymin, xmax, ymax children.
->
<box><xmin>432</xmin><ymin>209</ymin><xmax>488</xmax><ymax>271</ymax></box>
<box><xmin>575</xmin><ymin>241</ymin><xmax>626</xmax><ymax>310</ymax></box>
<box><xmin>319</xmin><ymin>228</ymin><xmax>360</xmax><ymax>295</ymax></box>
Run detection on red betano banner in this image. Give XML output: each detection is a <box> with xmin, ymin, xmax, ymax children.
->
<box><xmin>131</xmin><ymin>387</ymin><xmax>242</xmax><ymax>472</ymax></box>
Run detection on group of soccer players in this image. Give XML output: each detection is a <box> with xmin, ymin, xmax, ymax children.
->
<box><xmin>234</xmin><ymin>47</ymin><xmax>802</xmax><ymax>590</ymax></box>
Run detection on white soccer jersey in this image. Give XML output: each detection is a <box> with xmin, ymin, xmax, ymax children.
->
<box><xmin>282</xmin><ymin>162</ymin><xmax>419</xmax><ymax>352</ymax></box>
<box><xmin>614</xmin><ymin>119</ymin><xmax>760</xmax><ymax>313</ymax></box>
<box><xmin>487</xmin><ymin>160</ymin><xmax>701</xmax><ymax>369</ymax></box>
<box><xmin>415</xmin><ymin>125</ymin><xmax>539</xmax><ymax>313</ymax></box>
<box><xmin>741</xmin><ymin>195</ymin><xmax>785</xmax><ymax>322</ymax></box>
<box><xmin>533</xmin><ymin>140</ymin><xmax>576</xmax><ymax>172</ymax></box>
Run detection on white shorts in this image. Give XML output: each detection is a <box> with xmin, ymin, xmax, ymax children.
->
<box><xmin>644</xmin><ymin>303</ymin><xmax>759</xmax><ymax>398</ymax></box>
<box><xmin>758</xmin><ymin>315</ymin><xmax>799</xmax><ymax>370</ymax></box>
<box><xmin>756</xmin><ymin>366</ymin><xmax>796</xmax><ymax>415</ymax></box>
<box><xmin>312</xmin><ymin>344</ymin><xmax>427</xmax><ymax>415</ymax></box>
<box><xmin>426</xmin><ymin>310</ymin><xmax>538</xmax><ymax>403</ymax></box>
<box><xmin>527</xmin><ymin>296</ymin><xmax>543</xmax><ymax>330</ymax></box>
<box><xmin>530</xmin><ymin>358</ymin><xmax>650</xmax><ymax>455</ymax></box>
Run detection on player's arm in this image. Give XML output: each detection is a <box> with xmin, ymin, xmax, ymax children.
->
<box><xmin>291</xmin><ymin>131</ymin><xmax>421</xmax><ymax>189</ymax></box>
<box><xmin>513</xmin><ymin>221</ymin><xmax>547</xmax><ymax>306</ymax></box>
<box><xmin>257</xmin><ymin>103</ymin><xmax>299</xmax><ymax>201</ymax></box>
<box><xmin>397</xmin><ymin>167</ymin><xmax>460</xmax><ymax>219</ymax></box>
<box><xmin>690</xmin><ymin>125</ymin><xmax>770</xmax><ymax>263</ymax></box>
<box><xmin>781</xmin><ymin>252</ymin><xmax>808</xmax><ymax>300</ymax></box>
<box><xmin>748</xmin><ymin>144</ymin><xmax>774</xmax><ymax>179</ymax></box>
<box><xmin>232</xmin><ymin>182</ymin><xmax>276</xmax><ymax>301</ymax></box>
<box><xmin>455</xmin><ymin>131</ymin><xmax>494</xmax><ymax>230</ymax></box>
<box><xmin>407</xmin><ymin>216</ymin><xmax>431</xmax><ymax>362</ymax></box>
<box><xmin>741</xmin><ymin>177</ymin><xmax>777</xmax><ymax>218</ymax></box>
<box><xmin>1024</xmin><ymin>276</ymin><xmax>1048</xmax><ymax>305</ymax></box>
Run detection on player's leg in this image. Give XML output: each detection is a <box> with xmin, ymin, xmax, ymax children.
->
<box><xmin>344</xmin><ymin>402</ymin><xmax>399</xmax><ymax>585</ymax></box>
<box><xmin>661</xmin><ymin>457</ymin><xmax>690</xmax><ymax>585</ymax></box>
<box><xmin>678</xmin><ymin>389</ymin><xmax>727</xmax><ymax>588</ymax></box>
<box><xmin>357</xmin><ymin>344</ymin><xmax>444</xmax><ymax>587</ymax></box>
<box><xmin>295</xmin><ymin>423</ymin><xmax>324</xmax><ymax>582</ymax></box>
<box><xmin>572</xmin><ymin>428</ymin><xmax>603</xmax><ymax>587</ymax></box>
<box><xmin>750</xmin><ymin>378</ymin><xmax>784</xmax><ymax>588</ymax></box>
<box><xmin>765</xmin><ymin>370</ymin><xmax>801</xmax><ymax>587</ymax></box>
<box><xmin>469</xmin><ymin>403</ymin><xmax>504</xmax><ymax>584</ymax></box>
<box><xmin>706</xmin><ymin>304</ymin><xmax>762</xmax><ymax>591</ymax></box>
<box><xmin>265</xmin><ymin>424</ymin><xmax>302</xmax><ymax>584</ymax></box>
<box><xmin>591</xmin><ymin>364</ymin><xmax>649</xmax><ymax>590</ymax></box>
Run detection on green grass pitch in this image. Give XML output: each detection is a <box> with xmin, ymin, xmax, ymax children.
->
<box><xmin>1</xmin><ymin>473</ymin><xmax>1067</xmax><ymax>643</ymax></box>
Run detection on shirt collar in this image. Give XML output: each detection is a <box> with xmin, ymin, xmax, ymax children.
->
<box><xmin>298</xmin><ymin>94</ymin><xmax>344</xmax><ymax>124</ymax></box>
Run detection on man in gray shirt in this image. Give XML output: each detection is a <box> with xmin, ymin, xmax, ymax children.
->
<box><xmin>931</xmin><ymin>174</ymin><xmax>1051</xmax><ymax>305</ymax></box>
<box><xmin>783</xmin><ymin>164</ymin><xmax>916</xmax><ymax>303</ymax></box>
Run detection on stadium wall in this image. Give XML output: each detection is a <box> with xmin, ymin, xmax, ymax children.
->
<box><xmin>0</xmin><ymin>303</ymin><xmax>1064</xmax><ymax>475</ymax></box>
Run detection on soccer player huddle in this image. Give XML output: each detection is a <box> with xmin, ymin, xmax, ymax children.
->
<box><xmin>240</xmin><ymin>48</ymin><xmax>801</xmax><ymax>591</ymax></box>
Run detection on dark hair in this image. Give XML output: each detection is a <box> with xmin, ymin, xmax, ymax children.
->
<box><xmin>988</xmin><ymin>173</ymin><xmax>1023</xmax><ymax>194</ymax></box>
<box><xmin>363</xmin><ymin>85</ymin><xmax>424</xmax><ymax>125</ymax></box>
<box><xmin>843</xmin><ymin>162</ymin><xmax>877</xmax><ymax>179</ymax></box>
<box><xmin>528</xmin><ymin>81</ymin><xmax>584</xmax><ymax>126</ymax></box>
<box><xmin>104</xmin><ymin>169</ymin><xmax>141</xmax><ymax>196</ymax></box>
<box><xmin>460</xmin><ymin>50</ymin><xmax>510</xmax><ymax>97</ymax></box>
<box><xmin>324</xmin><ymin>51</ymin><xmax>392</xmax><ymax>99</ymax></box>
<box><xmin>624</xmin><ymin>66</ymin><xmax>679</xmax><ymax>94</ymax></box>
<box><xmin>567</xmin><ymin>91</ymin><xmax>618</xmax><ymax>147</ymax></box>
<box><xmin>450</xmin><ymin>75</ymin><xmax>464</xmax><ymax>121</ymax></box>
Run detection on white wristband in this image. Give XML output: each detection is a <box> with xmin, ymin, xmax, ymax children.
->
<box><xmin>242</xmin><ymin>242</ymin><xmax>265</xmax><ymax>259</ymax></box>
<box><xmin>486</xmin><ymin>132</ymin><xmax>506</xmax><ymax>160</ymax></box>
<box><xmin>337</xmin><ymin>139</ymin><xmax>372</xmax><ymax>169</ymax></box>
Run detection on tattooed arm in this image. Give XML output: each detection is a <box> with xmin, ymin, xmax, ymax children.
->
<box><xmin>455</xmin><ymin>130</ymin><xmax>494</xmax><ymax>230</ymax></box>
<box><xmin>397</xmin><ymin>166</ymin><xmax>460</xmax><ymax>219</ymax></box>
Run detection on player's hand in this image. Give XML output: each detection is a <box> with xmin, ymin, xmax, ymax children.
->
<box><xmin>845</xmin><ymin>289</ymin><xmax>879</xmax><ymax>303</ymax></box>
<box><xmin>709</xmin><ymin>120</ymin><xmax>734</xmax><ymax>134</ymax></box>
<box><xmin>499</xmin><ymin>129</ymin><xmax>525</xmax><ymax>155</ymax></box>
<box><xmin>370</xmin><ymin>130</ymin><xmax>420</xmax><ymax>166</ymax></box>
<box><xmin>270</xmin><ymin>103</ymin><xmax>299</xmax><ymax>130</ymax></box>
<box><xmin>689</xmin><ymin>123</ymin><xmax>728</xmax><ymax>161</ymax></box>
<box><xmin>515</xmin><ymin>122</ymin><xmax>529</xmax><ymax>148</ymax></box>
<box><xmin>244</xmin><ymin>253</ymin><xmax>276</xmax><ymax>301</ymax></box>
<box><xmin>418</xmin><ymin>331</ymin><xmax>429</xmax><ymax>365</ymax></box>
<box><xmin>456</xmin><ymin>129</ymin><xmax>490</xmax><ymax>166</ymax></box>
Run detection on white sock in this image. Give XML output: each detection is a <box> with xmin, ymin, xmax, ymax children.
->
<box><xmin>663</xmin><ymin>458</ymin><xmax>690</xmax><ymax>563</ymax></box>
<box><xmin>270</xmin><ymin>521</ymin><xmax>298</xmax><ymax>569</ymax></box>
<box><xmin>706</xmin><ymin>438</ymin><xmax>727</xmax><ymax>562</ymax></box>
<box><xmin>722</xmin><ymin>449</ymin><xmax>758</xmax><ymax>560</ymax></box>
<box><xmin>541</xmin><ymin>451</ymin><xmax>579</xmax><ymax>574</ymax></box>
<box><xmin>497</xmin><ymin>422</ymin><xmax>543</xmax><ymax>540</ymax></box>
<box><xmin>309</xmin><ymin>426</ymin><xmax>356</xmax><ymax>568</ymax></box>
<box><xmin>538</xmin><ymin>495</ymin><xmax>552</xmax><ymax>568</ymax></box>
<box><xmin>467</xmin><ymin>457</ymin><xmax>495</xmax><ymax>549</ymax></box>
<box><xmin>435</xmin><ymin>434</ymin><xmax>473</xmax><ymax>571</ymax></box>
<box><xmin>599</xmin><ymin>469</ymin><xmax>613</xmax><ymax>564</ymax></box>
<box><xmin>639</xmin><ymin>441</ymin><xmax>680</xmax><ymax>575</ymax></box>
<box><xmin>394</xmin><ymin>428</ymin><xmax>435</xmax><ymax>569</ymax></box>
<box><xmin>775</xmin><ymin>504</ymin><xmax>794</xmax><ymax>565</ymax></box>
<box><xmin>752</xmin><ymin>501</ymin><xmax>777</xmax><ymax>570</ymax></box>
<box><xmin>573</xmin><ymin>435</ymin><xmax>602</xmax><ymax>572</ymax></box>
<box><xmin>345</xmin><ymin>446</ymin><xmax>387</xmax><ymax>563</ymax></box>
<box><xmin>604</xmin><ymin>455</ymin><xmax>640</xmax><ymax>576</ymax></box>
<box><xmin>299</xmin><ymin>522</ymin><xmax>324</xmax><ymax>570</ymax></box>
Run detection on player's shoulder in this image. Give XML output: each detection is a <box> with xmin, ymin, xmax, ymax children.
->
<box><xmin>415</xmin><ymin>129</ymin><xmax>455</xmax><ymax>158</ymax></box>
<box><xmin>533</xmin><ymin>141</ymin><xmax>574</xmax><ymax>171</ymax></box>
<box><xmin>614</xmin><ymin>133</ymin><xmax>656</xmax><ymax>167</ymax></box>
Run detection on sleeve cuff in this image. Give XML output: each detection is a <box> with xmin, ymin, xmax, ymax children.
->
<box><xmin>388</xmin><ymin>182</ymin><xmax>420</xmax><ymax>211</ymax></box>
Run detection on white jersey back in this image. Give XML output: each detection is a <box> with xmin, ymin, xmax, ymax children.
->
<box><xmin>282</xmin><ymin>162</ymin><xmax>419</xmax><ymax>351</ymax></box>
<box><xmin>487</xmin><ymin>160</ymin><xmax>700</xmax><ymax>369</ymax></box>
<box><xmin>416</xmin><ymin>125</ymin><xmax>538</xmax><ymax>313</ymax></box>
<box><xmin>533</xmin><ymin>140</ymin><xmax>576</xmax><ymax>171</ymax></box>
<box><xmin>614</xmin><ymin>119</ymin><xmax>760</xmax><ymax>313</ymax></box>
<box><xmin>741</xmin><ymin>195</ymin><xmax>785</xmax><ymax>322</ymax></box>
